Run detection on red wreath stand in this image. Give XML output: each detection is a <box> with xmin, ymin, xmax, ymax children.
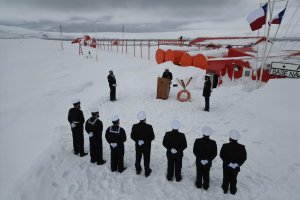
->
<box><xmin>177</xmin><ymin>89</ymin><xmax>191</xmax><ymax>102</ymax></box>
<box><xmin>176</xmin><ymin>77</ymin><xmax>192</xmax><ymax>102</ymax></box>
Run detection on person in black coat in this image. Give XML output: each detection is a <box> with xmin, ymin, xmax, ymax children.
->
<box><xmin>107</xmin><ymin>70</ymin><xmax>117</xmax><ymax>101</ymax></box>
<box><xmin>85</xmin><ymin>108</ymin><xmax>106</xmax><ymax>165</ymax></box>
<box><xmin>131</xmin><ymin>111</ymin><xmax>155</xmax><ymax>177</ymax></box>
<box><xmin>193</xmin><ymin>126</ymin><xmax>217</xmax><ymax>190</ymax></box>
<box><xmin>162</xmin><ymin>68</ymin><xmax>173</xmax><ymax>81</ymax></box>
<box><xmin>68</xmin><ymin>98</ymin><xmax>87</xmax><ymax>157</ymax></box>
<box><xmin>162</xmin><ymin>68</ymin><xmax>173</xmax><ymax>95</ymax></box>
<box><xmin>202</xmin><ymin>74</ymin><xmax>212</xmax><ymax>112</ymax></box>
<box><xmin>220</xmin><ymin>130</ymin><xmax>247</xmax><ymax>195</ymax></box>
<box><xmin>163</xmin><ymin>120</ymin><xmax>187</xmax><ymax>182</ymax></box>
<box><xmin>105</xmin><ymin>115</ymin><xmax>127</xmax><ymax>173</ymax></box>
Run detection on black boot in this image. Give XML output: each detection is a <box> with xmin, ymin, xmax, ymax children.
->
<box><xmin>97</xmin><ymin>160</ymin><xmax>106</xmax><ymax>165</ymax></box>
<box><xmin>80</xmin><ymin>152</ymin><xmax>88</xmax><ymax>157</ymax></box>
<box><xmin>145</xmin><ymin>169</ymin><xmax>152</xmax><ymax>177</ymax></box>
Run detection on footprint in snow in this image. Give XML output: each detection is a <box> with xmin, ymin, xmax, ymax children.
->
<box><xmin>62</xmin><ymin>171</ymin><xmax>69</xmax><ymax>178</ymax></box>
<box><xmin>51</xmin><ymin>154</ymin><xmax>56</xmax><ymax>161</ymax></box>
<box><xmin>52</xmin><ymin>182</ymin><xmax>58</xmax><ymax>188</ymax></box>
<box><xmin>68</xmin><ymin>184</ymin><xmax>76</xmax><ymax>194</ymax></box>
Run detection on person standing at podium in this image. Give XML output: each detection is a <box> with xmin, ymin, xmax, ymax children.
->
<box><xmin>162</xmin><ymin>68</ymin><xmax>173</xmax><ymax>82</ymax></box>
<box><xmin>107</xmin><ymin>70</ymin><xmax>117</xmax><ymax>101</ymax></box>
<box><xmin>162</xmin><ymin>69</ymin><xmax>173</xmax><ymax>94</ymax></box>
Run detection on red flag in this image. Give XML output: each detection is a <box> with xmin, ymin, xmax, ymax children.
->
<box><xmin>247</xmin><ymin>3</ymin><xmax>268</xmax><ymax>31</ymax></box>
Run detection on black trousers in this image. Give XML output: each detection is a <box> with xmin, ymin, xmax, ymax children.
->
<box><xmin>110</xmin><ymin>147</ymin><xmax>124</xmax><ymax>172</ymax></box>
<box><xmin>222</xmin><ymin>167</ymin><xmax>239</xmax><ymax>194</ymax></box>
<box><xmin>89</xmin><ymin>138</ymin><xmax>103</xmax><ymax>163</ymax></box>
<box><xmin>204</xmin><ymin>96</ymin><xmax>210</xmax><ymax>111</ymax></box>
<box><xmin>196</xmin><ymin>164</ymin><xmax>210</xmax><ymax>189</ymax></box>
<box><xmin>72</xmin><ymin>125</ymin><xmax>84</xmax><ymax>155</ymax></box>
<box><xmin>109</xmin><ymin>85</ymin><xmax>116</xmax><ymax>101</ymax></box>
<box><xmin>135</xmin><ymin>145</ymin><xmax>151</xmax><ymax>172</ymax></box>
<box><xmin>167</xmin><ymin>155</ymin><xmax>182</xmax><ymax>180</ymax></box>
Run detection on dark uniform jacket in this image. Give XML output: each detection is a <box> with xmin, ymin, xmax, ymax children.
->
<box><xmin>107</xmin><ymin>74</ymin><xmax>116</xmax><ymax>86</ymax></box>
<box><xmin>162</xmin><ymin>71</ymin><xmax>173</xmax><ymax>81</ymax></box>
<box><xmin>68</xmin><ymin>107</ymin><xmax>85</xmax><ymax>126</ymax></box>
<box><xmin>220</xmin><ymin>141</ymin><xmax>247</xmax><ymax>171</ymax></box>
<box><xmin>202</xmin><ymin>79</ymin><xmax>212</xmax><ymax>97</ymax></box>
<box><xmin>163</xmin><ymin>130</ymin><xmax>187</xmax><ymax>157</ymax></box>
<box><xmin>131</xmin><ymin>121</ymin><xmax>155</xmax><ymax>147</ymax></box>
<box><xmin>85</xmin><ymin>117</ymin><xmax>103</xmax><ymax>140</ymax></box>
<box><xmin>105</xmin><ymin>125</ymin><xmax>126</xmax><ymax>149</ymax></box>
<box><xmin>193</xmin><ymin>136</ymin><xmax>217</xmax><ymax>167</ymax></box>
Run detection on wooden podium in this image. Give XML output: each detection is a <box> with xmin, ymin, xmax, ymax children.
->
<box><xmin>156</xmin><ymin>77</ymin><xmax>170</xmax><ymax>100</ymax></box>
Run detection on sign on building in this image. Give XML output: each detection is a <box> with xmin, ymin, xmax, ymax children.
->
<box><xmin>270</xmin><ymin>62</ymin><xmax>300</xmax><ymax>78</ymax></box>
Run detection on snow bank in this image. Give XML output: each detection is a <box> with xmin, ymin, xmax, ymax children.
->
<box><xmin>1</xmin><ymin>38</ymin><xmax>299</xmax><ymax>200</ymax></box>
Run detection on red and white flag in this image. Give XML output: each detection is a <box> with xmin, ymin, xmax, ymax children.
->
<box><xmin>269</xmin><ymin>8</ymin><xmax>286</xmax><ymax>25</ymax></box>
<box><xmin>247</xmin><ymin>3</ymin><xmax>268</xmax><ymax>31</ymax></box>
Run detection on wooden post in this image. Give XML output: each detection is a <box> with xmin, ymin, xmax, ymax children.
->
<box><xmin>79</xmin><ymin>43</ymin><xmax>83</xmax><ymax>55</ymax></box>
<box><xmin>148</xmin><ymin>41</ymin><xmax>150</xmax><ymax>60</ymax></box>
<box><xmin>140</xmin><ymin>41</ymin><xmax>142</xmax><ymax>58</ymax></box>
<box><xmin>134</xmin><ymin>39</ymin><xmax>136</xmax><ymax>57</ymax></box>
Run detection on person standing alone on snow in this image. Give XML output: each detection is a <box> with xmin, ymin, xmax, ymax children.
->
<box><xmin>163</xmin><ymin>120</ymin><xmax>187</xmax><ymax>182</ymax></box>
<box><xmin>107</xmin><ymin>70</ymin><xmax>117</xmax><ymax>101</ymax></box>
<box><xmin>85</xmin><ymin>108</ymin><xmax>106</xmax><ymax>165</ymax></box>
<box><xmin>202</xmin><ymin>74</ymin><xmax>212</xmax><ymax>112</ymax></box>
<box><xmin>105</xmin><ymin>115</ymin><xmax>127</xmax><ymax>173</ymax></box>
<box><xmin>68</xmin><ymin>98</ymin><xmax>87</xmax><ymax>157</ymax></box>
<box><xmin>131</xmin><ymin>111</ymin><xmax>155</xmax><ymax>177</ymax></box>
<box><xmin>220</xmin><ymin>130</ymin><xmax>247</xmax><ymax>195</ymax></box>
<box><xmin>193</xmin><ymin>126</ymin><xmax>217</xmax><ymax>190</ymax></box>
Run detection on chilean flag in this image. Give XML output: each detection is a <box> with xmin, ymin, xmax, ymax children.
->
<box><xmin>269</xmin><ymin>8</ymin><xmax>286</xmax><ymax>25</ymax></box>
<box><xmin>247</xmin><ymin>3</ymin><xmax>268</xmax><ymax>31</ymax></box>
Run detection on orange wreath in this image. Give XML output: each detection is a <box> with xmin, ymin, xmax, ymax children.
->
<box><xmin>177</xmin><ymin>89</ymin><xmax>191</xmax><ymax>102</ymax></box>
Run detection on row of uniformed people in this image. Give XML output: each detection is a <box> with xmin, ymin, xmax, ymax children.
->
<box><xmin>68</xmin><ymin>99</ymin><xmax>247</xmax><ymax>195</ymax></box>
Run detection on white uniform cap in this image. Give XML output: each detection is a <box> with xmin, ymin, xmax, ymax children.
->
<box><xmin>72</xmin><ymin>98</ymin><xmax>80</xmax><ymax>104</ymax></box>
<box><xmin>90</xmin><ymin>107</ymin><xmax>99</xmax><ymax>113</ymax></box>
<box><xmin>137</xmin><ymin>111</ymin><xmax>146</xmax><ymax>121</ymax></box>
<box><xmin>171</xmin><ymin>120</ymin><xmax>181</xmax><ymax>130</ymax></box>
<box><xmin>111</xmin><ymin>115</ymin><xmax>119</xmax><ymax>122</ymax></box>
<box><xmin>202</xmin><ymin>126</ymin><xmax>214</xmax><ymax>136</ymax></box>
<box><xmin>205</xmin><ymin>74</ymin><xmax>211</xmax><ymax>77</ymax></box>
<box><xmin>229</xmin><ymin>130</ymin><xmax>241</xmax><ymax>141</ymax></box>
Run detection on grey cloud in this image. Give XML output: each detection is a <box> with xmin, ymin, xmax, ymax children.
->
<box><xmin>2</xmin><ymin>0</ymin><xmax>241</xmax><ymax>11</ymax></box>
<box><xmin>3</xmin><ymin>0</ymin><xmax>298</xmax><ymax>35</ymax></box>
<box><xmin>0</xmin><ymin>18</ymin><xmax>194</xmax><ymax>33</ymax></box>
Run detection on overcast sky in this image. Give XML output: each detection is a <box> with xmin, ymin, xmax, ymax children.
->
<box><xmin>0</xmin><ymin>0</ymin><xmax>299</xmax><ymax>36</ymax></box>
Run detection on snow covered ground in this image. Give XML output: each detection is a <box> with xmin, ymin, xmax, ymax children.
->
<box><xmin>0</xmin><ymin>38</ymin><xmax>299</xmax><ymax>200</ymax></box>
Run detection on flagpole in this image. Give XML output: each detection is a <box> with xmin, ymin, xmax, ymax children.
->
<box><xmin>262</xmin><ymin>0</ymin><xmax>289</xmax><ymax>67</ymax></box>
<box><xmin>274</xmin><ymin>0</ymin><xmax>289</xmax><ymax>39</ymax></box>
<box><xmin>259</xmin><ymin>0</ymin><xmax>274</xmax><ymax>86</ymax></box>
<box><xmin>60</xmin><ymin>24</ymin><xmax>64</xmax><ymax>50</ymax></box>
